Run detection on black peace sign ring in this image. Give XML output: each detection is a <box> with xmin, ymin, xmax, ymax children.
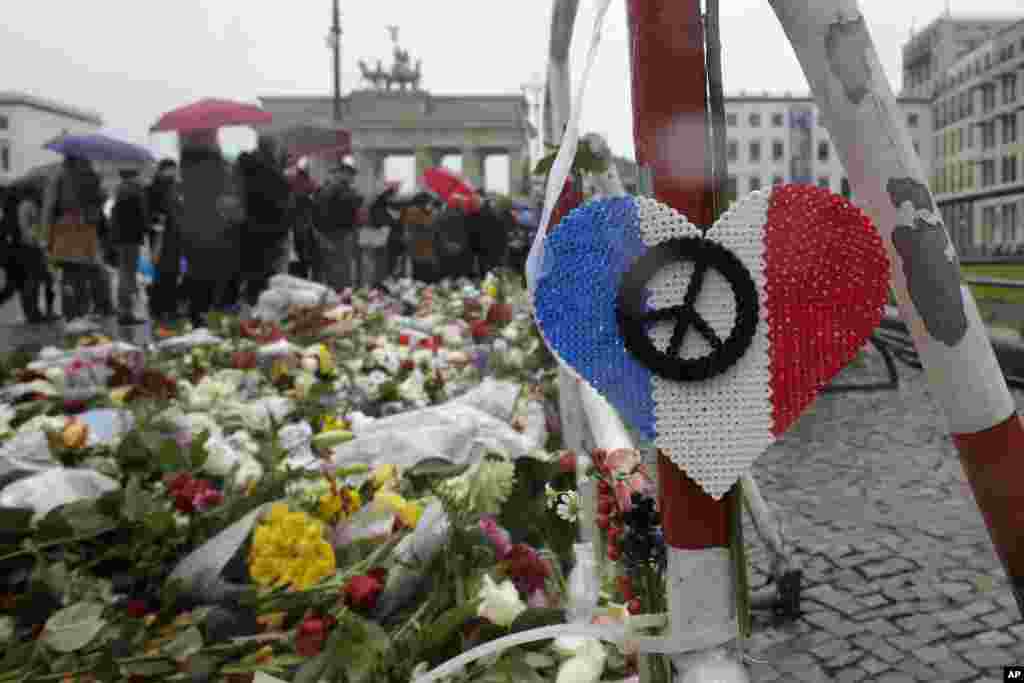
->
<box><xmin>616</xmin><ymin>236</ymin><xmax>760</xmax><ymax>382</ymax></box>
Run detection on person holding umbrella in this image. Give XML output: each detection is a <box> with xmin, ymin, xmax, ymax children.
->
<box><xmin>109</xmin><ymin>169</ymin><xmax>149</xmax><ymax>325</ymax></box>
<box><xmin>236</xmin><ymin>136</ymin><xmax>292</xmax><ymax>305</ymax></box>
<box><xmin>147</xmin><ymin>159</ymin><xmax>184</xmax><ymax>321</ymax></box>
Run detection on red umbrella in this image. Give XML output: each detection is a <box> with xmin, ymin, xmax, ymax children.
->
<box><xmin>150</xmin><ymin>98</ymin><xmax>273</xmax><ymax>133</ymax></box>
<box><xmin>421</xmin><ymin>167</ymin><xmax>479</xmax><ymax>208</ymax></box>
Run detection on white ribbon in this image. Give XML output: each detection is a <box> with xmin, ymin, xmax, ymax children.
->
<box><xmin>525</xmin><ymin>0</ymin><xmax>614</xmax><ymax>296</ymax></box>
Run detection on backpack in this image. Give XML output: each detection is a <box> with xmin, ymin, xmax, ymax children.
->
<box><xmin>438</xmin><ymin>214</ymin><xmax>471</xmax><ymax>257</ymax></box>
<box><xmin>409</xmin><ymin>224</ymin><xmax>439</xmax><ymax>264</ymax></box>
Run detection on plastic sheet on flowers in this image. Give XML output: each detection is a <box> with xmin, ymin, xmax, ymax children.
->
<box><xmin>169</xmin><ymin>503</ymin><xmax>273</xmax><ymax>603</ymax></box>
<box><xmin>373</xmin><ymin>501</ymin><xmax>450</xmax><ymax>618</ymax></box>
<box><xmin>156</xmin><ymin>329</ymin><xmax>224</xmax><ymax>353</ymax></box>
<box><xmin>252</xmin><ymin>275</ymin><xmax>340</xmax><ymax>322</ymax></box>
<box><xmin>0</xmin><ymin>468</ymin><xmax>119</xmax><ymax>521</ymax></box>
<box><xmin>79</xmin><ymin>409</ymin><xmax>134</xmax><ymax>447</ymax></box>
<box><xmin>27</xmin><ymin>342</ymin><xmax>142</xmax><ymax>372</ymax></box>
<box><xmin>0</xmin><ymin>430</ymin><xmax>59</xmax><ymax>479</ymax></box>
<box><xmin>449</xmin><ymin>378</ymin><xmax>523</xmax><ymax>423</ymax></box>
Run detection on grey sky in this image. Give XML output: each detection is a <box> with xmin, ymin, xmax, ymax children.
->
<box><xmin>2</xmin><ymin>0</ymin><xmax>1022</xmax><ymax>168</ymax></box>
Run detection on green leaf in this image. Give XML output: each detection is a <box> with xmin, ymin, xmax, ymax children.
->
<box><xmin>522</xmin><ymin>651</ymin><xmax>557</xmax><ymax>669</ymax></box>
<box><xmin>61</xmin><ymin>501</ymin><xmax>116</xmax><ymax>537</ymax></box>
<box><xmin>42</xmin><ymin>601</ymin><xmax>107</xmax><ymax>653</ymax></box>
<box><xmin>162</xmin><ymin>626</ymin><xmax>203</xmax><ymax>661</ymax></box>
<box><xmin>0</xmin><ymin>508</ymin><xmax>33</xmax><ymax>534</ymax></box>
<box><xmin>406</xmin><ymin>457</ymin><xmax>471</xmax><ymax>480</ymax></box>
<box><xmin>121</xmin><ymin>659</ymin><xmax>178</xmax><ymax>677</ymax></box>
<box><xmin>422</xmin><ymin>598</ymin><xmax>483</xmax><ymax>663</ymax></box>
<box><xmin>122</xmin><ymin>476</ymin><xmax>148</xmax><ymax>523</ymax></box>
<box><xmin>491</xmin><ymin>654</ymin><xmax>546</xmax><ymax>683</ymax></box>
<box><xmin>36</xmin><ymin>561</ymin><xmax>69</xmax><ymax>595</ymax></box>
<box><xmin>190</xmin><ymin>430</ymin><xmax>210</xmax><ymax>469</ymax></box>
<box><xmin>156</xmin><ymin>438</ymin><xmax>185</xmax><ymax>472</ymax></box>
<box><xmin>293</xmin><ymin>652</ymin><xmax>329</xmax><ymax>683</ymax></box>
<box><xmin>510</xmin><ymin>608</ymin><xmax>566</xmax><ymax>635</ymax></box>
<box><xmin>533</xmin><ymin>153</ymin><xmax>557</xmax><ymax>177</ymax></box>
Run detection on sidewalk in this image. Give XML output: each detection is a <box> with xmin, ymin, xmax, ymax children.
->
<box><xmin>743</xmin><ymin>345</ymin><xmax>1024</xmax><ymax>681</ymax></box>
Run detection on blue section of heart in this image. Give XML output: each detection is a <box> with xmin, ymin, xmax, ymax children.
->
<box><xmin>534</xmin><ymin>196</ymin><xmax>657</xmax><ymax>440</ymax></box>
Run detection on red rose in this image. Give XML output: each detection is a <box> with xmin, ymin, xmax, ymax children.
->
<box><xmin>398</xmin><ymin>334</ymin><xmax>411</xmax><ymax>346</ymax></box>
<box><xmin>295</xmin><ymin>614</ymin><xmax>336</xmax><ymax>656</ymax></box>
<box><xmin>343</xmin><ymin>568</ymin><xmax>387</xmax><ymax>611</ymax></box>
<box><xmin>126</xmin><ymin>599</ymin><xmax>148</xmax><ymax>618</ymax></box>
<box><xmin>558</xmin><ymin>451</ymin><xmax>578</xmax><ymax>474</ymax></box>
<box><xmin>401</xmin><ymin>359</ymin><xmax>415</xmax><ymax>371</ymax></box>
<box><xmin>470</xmin><ymin>320</ymin><xmax>491</xmax><ymax>341</ymax></box>
<box><xmin>502</xmin><ymin>543</ymin><xmax>551</xmax><ymax>595</ymax></box>
<box><xmin>63</xmin><ymin>400</ymin><xmax>87</xmax><ymax>414</ymax></box>
<box><xmin>232</xmin><ymin>351</ymin><xmax>257</xmax><ymax>370</ymax></box>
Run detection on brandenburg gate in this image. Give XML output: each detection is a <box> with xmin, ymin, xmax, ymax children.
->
<box><xmin>259</xmin><ymin>35</ymin><xmax>535</xmax><ymax>198</ymax></box>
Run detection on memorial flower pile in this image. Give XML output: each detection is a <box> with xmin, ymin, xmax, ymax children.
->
<box><xmin>0</xmin><ymin>274</ymin><xmax>647</xmax><ymax>682</ymax></box>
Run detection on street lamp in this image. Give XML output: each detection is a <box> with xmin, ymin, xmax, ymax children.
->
<box><xmin>326</xmin><ymin>0</ymin><xmax>343</xmax><ymax>122</ymax></box>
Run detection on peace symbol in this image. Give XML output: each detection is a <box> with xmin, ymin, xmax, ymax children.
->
<box><xmin>616</xmin><ymin>236</ymin><xmax>760</xmax><ymax>382</ymax></box>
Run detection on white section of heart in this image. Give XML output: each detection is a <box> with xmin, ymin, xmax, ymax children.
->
<box><xmin>636</xmin><ymin>193</ymin><xmax>775</xmax><ymax>500</ymax></box>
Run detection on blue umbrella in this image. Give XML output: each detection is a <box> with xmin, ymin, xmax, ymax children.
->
<box><xmin>44</xmin><ymin>134</ymin><xmax>155</xmax><ymax>164</ymax></box>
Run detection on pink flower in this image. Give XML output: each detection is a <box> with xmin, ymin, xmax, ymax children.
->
<box><xmin>479</xmin><ymin>516</ymin><xmax>512</xmax><ymax>560</ymax></box>
<box><xmin>614</xmin><ymin>471</ymin><xmax>653</xmax><ymax>513</ymax></box>
<box><xmin>528</xmin><ymin>589</ymin><xmax>550</xmax><ymax>609</ymax></box>
<box><xmin>604</xmin><ymin>449</ymin><xmax>641</xmax><ymax>476</ymax></box>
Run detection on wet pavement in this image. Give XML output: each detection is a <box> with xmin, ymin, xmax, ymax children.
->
<box><xmin>744</xmin><ymin>345</ymin><xmax>1024</xmax><ymax>681</ymax></box>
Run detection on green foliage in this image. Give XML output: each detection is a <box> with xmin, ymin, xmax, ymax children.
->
<box><xmin>533</xmin><ymin>137</ymin><xmax>611</xmax><ymax>178</ymax></box>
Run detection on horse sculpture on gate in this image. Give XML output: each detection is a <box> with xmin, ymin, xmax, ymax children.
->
<box><xmin>358</xmin><ymin>29</ymin><xmax>423</xmax><ymax>92</ymax></box>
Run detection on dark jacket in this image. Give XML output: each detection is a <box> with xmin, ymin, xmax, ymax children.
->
<box><xmin>111</xmin><ymin>179</ymin><xmax>149</xmax><ymax>245</ymax></box>
<box><xmin>238</xmin><ymin>153</ymin><xmax>291</xmax><ymax>231</ymax></box>
<box><xmin>315</xmin><ymin>183</ymin><xmax>362</xmax><ymax>234</ymax></box>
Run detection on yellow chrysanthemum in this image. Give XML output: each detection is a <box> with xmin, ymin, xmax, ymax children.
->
<box><xmin>248</xmin><ymin>505</ymin><xmax>336</xmax><ymax>591</ymax></box>
<box><xmin>319</xmin><ymin>414</ymin><xmax>349</xmax><ymax>433</ymax></box>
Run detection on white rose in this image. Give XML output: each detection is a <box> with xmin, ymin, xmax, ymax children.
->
<box><xmin>300</xmin><ymin>356</ymin><xmax>319</xmax><ymax>373</ymax></box>
<box><xmin>202</xmin><ymin>435</ymin><xmax>239</xmax><ymax>478</ymax></box>
<box><xmin>44</xmin><ymin>367</ymin><xmax>66</xmax><ymax>390</ymax></box>
<box><xmin>493</xmin><ymin>339</ymin><xmax>509</xmax><ymax>354</ymax></box>
<box><xmin>234</xmin><ymin>455</ymin><xmax>264</xmax><ymax>487</ymax></box>
<box><xmin>345</xmin><ymin>358</ymin><xmax>364</xmax><ymax>373</ymax></box>
<box><xmin>477</xmin><ymin>575</ymin><xmax>526</xmax><ymax>627</ymax></box>
<box><xmin>411</xmin><ymin>349</ymin><xmax>433</xmax><ymax>366</ymax></box>
<box><xmin>501</xmin><ymin>325</ymin><xmax>520</xmax><ymax>342</ymax></box>
<box><xmin>555</xmin><ymin>638</ymin><xmax>607</xmax><ymax>683</ymax></box>
<box><xmin>505</xmin><ymin>349</ymin><xmax>525</xmax><ymax>369</ymax></box>
<box><xmin>0</xmin><ymin>405</ymin><xmax>14</xmax><ymax>436</ymax></box>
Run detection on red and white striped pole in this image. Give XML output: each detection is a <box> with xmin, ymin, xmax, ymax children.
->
<box><xmin>625</xmin><ymin>0</ymin><xmax>747</xmax><ymax>675</ymax></box>
<box><xmin>771</xmin><ymin>0</ymin><xmax>1024</xmax><ymax>613</ymax></box>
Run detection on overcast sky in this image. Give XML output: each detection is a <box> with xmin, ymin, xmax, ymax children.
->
<box><xmin>3</xmin><ymin>0</ymin><xmax>1022</xmax><ymax>190</ymax></box>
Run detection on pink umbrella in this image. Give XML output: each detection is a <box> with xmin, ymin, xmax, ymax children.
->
<box><xmin>150</xmin><ymin>98</ymin><xmax>273</xmax><ymax>133</ymax></box>
<box><xmin>421</xmin><ymin>167</ymin><xmax>479</xmax><ymax>208</ymax></box>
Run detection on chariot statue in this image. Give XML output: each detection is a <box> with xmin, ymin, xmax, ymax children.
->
<box><xmin>357</xmin><ymin>26</ymin><xmax>423</xmax><ymax>93</ymax></box>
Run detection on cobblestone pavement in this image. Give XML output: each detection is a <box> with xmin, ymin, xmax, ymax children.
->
<box><xmin>743</xmin><ymin>345</ymin><xmax>1024</xmax><ymax>682</ymax></box>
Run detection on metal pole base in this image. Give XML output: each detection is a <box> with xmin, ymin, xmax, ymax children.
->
<box><xmin>749</xmin><ymin>569</ymin><xmax>803</xmax><ymax>622</ymax></box>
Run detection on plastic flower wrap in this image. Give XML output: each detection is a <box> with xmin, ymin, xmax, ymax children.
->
<box><xmin>248</xmin><ymin>503</ymin><xmax>336</xmax><ymax>591</ymax></box>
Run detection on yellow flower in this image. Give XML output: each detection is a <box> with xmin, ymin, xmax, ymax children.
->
<box><xmin>375</xmin><ymin>491</ymin><xmax>423</xmax><ymax>529</ymax></box>
<box><xmin>317</xmin><ymin>344</ymin><xmax>337</xmax><ymax>376</ymax></box>
<box><xmin>318</xmin><ymin>487</ymin><xmax>361</xmax><ymax>523</ymax></box>
<box><xmin>484</xmin><ymin>282</ymin><xmax>498</xmax><ymax>298</ymax></box>
<box><xmin>270</xmin><ymin>359</ymin><xmax>292</xmax><ymax>383</ymax></box>
<box><xmin>249</xmin><ymin>505</ymin><xmax>336</xmax><ymax>591</ymax></box>
<box><xmin>109</xmin><ymin>386</ymin><xmax>133</xmax><ymax>406</ymax></box>
<box><xmin>319</xmin><ymin>414</ymin><xmax>349</xmax><ymax>433</ymax></box>
<box><xmin>318</xmin><ymin>493</ymin><xmax>342</xmax><ymax>521</ymax></box>
<box><xmin>370</xmin><ymin>464</ymin><xmax>398</xmax><ymax>490</ymax></box>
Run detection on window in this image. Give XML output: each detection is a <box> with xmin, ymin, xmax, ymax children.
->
<box><xmin>907</xmin><ymin>112</ymin><xmax>919</xmax><ymax>128</ymax></box>
<box><xmin>1002</xmin><ymin>156</ymin><xmax>1018</xmax><ymax>184</ymax></box>
<box><xmin>817</xmin><ymin>176</ymin><xmax>830</xmax><ymax>189</ymax></box>
<box><xmin>1003</xmin><ymin>204</ymin><xmax>1018</xmax><ymax>243</ymax></box>
<box><xmin>982</xmin><ymin>121</ymin><xmax>996</xmax><ymax>150</ymax></box>
<box><xmin>817</xmin><ymin>141</ymin><xmax>830</xmax><ymax>162</ymax></box>
<box><xmin>841</xmin><ymin>177</ymin><xmax>851</xmax><ymax>198</ymax></box>
<box><xmin>0</xmin><ymin>115</ymin><xmax>7</xmax><ymax>131</ymax></box>
<box><xmin>983</xmin><ymin>84</ymin><xmax>996</xmax><ymax>112</ymax></box>
<box><xmin>968</xmin><ymin>124</ymin><xmax>974</xmax><ymax>149</ymax></box>
<box><xmin>913</xmin><ymin>141</ymin><xmax>920</xmax><ymax>155</ymax></box>
<box><xmin>749</xmin><ymin>176</ymin><xmax>762</xmax><ymax>192</ymax></box>
<box><xmin>982</xmin><ymin>159</ymin><xmax>997</xmax><ymax>187</ymax></box>
<box><xmin>725</xmin><ymin>175</ymin><xmax>737</xmax><ymax>195</ymax></box>
<box><xmin>749</xmin><ymin>141</ymin><xmax>761</xmax><ymax>162</ymax></box>
<box><xmin>1003</xmin><ymin>74</ymin><xmax>1017</xmax><ymax>105</ymax></box>
<box><xmin>726</xmin><ymin>113</ymin><xmax>738</xmax><ymax>127</ymax></box>
<box><xmin>771</xmin><ymin>113</ymin><xmax>784</xmax><ymax>127</ymax></box>
<box><xmin>727</xmin><ymin>140</ymin><xmax>738</xmax><ymax>162</ymax></box>
<box><xmin>0</xmin><ymin>142</ymin><xmax>8</xmax><ymax>172</ymax></box>
<box><xmin>749</xmin><ymin>113</ymin><xmax>761</xmax><ymax>127</ymax></box>
<box><xmin>1002</xmin><ymin>114</ymin><xmax>1017</xmax><ymax>144</ymax></box>
<box><xmin>772</xmin><ymin>175</ymin><xmax>784</xmax><ymax>186</ymax></box>
<box><xmin>983</xmin><ymin>206</ymin><xmax>997</xmax><ymax>245</ymax></box>
<box><xmin>772</xmin><ymin>140</ymin><xmax>784</xmax><ymax>161</ymax></box>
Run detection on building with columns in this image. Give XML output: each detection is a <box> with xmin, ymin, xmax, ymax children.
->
<box><xmin>259</xmin><ymin>88</ymin><xmax>534</xmax><ymax>199</ymax></box>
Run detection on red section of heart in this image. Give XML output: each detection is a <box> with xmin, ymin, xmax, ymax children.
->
<box><xmin>764</xmin><ymin>184</ymin><xmax>890</xmax><ymax>437</ymax></box>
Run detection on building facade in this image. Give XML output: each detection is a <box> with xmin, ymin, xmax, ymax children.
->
<box><xmin>0</xmin><ymin>92</ymin><xmax>103</xmax><ymax>185</ymax></box>
<box><xmin>902</xmin><ymin>16</ymin><xmax>1019</xmax><ymax>99</ymax></box>
<box><xmin>721</xmin><ymin>94</ymin><xmax>932</xmax><ymax>204</ymax></box>
<box><xmin>927</xmin><ymin>18</ymin><xmax>1024</xmax><ymax>256</ymax></box>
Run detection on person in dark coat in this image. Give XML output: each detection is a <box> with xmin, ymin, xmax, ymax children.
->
<box><xmin>110</xmin><ymin>169</ymin><xmax>149</xmax><ymax>325</ymax></box>
<box><xmin>236</xmin><ymin>137</ymin><xmax>292</xmax><ymax>305</ymax></box>
<box><xmin>435</xmin><ymin>206</ymin><xmax>475</xmax><ymax>281</ymax></box>
<box><xmin>147</xmin><ymin>159</ymin><xmax>184</xmax><ymax>321</ymax></box>
<box><xmin>288</xmin><ymin>168</ymin><xmax>318</xmax><ymax>280</ymax></box>
<box><xmin>0</xmin><ymin>188</ymin><xmax>27</xmax><ymax>310</ymax></box>
<box><xmin>466</xmin><ymin>199</ymin><xmax>510</xmax><ymax>278</ymax></box>
<box><xmin>314</xmin><ymin>163</ymin><xmax>362</xmax><ymax>289</ymax></box>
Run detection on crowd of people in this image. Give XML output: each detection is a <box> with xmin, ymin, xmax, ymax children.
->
<box><xmin>0</xmin><ymin>134</ymin><xmax>536</xmax><ymax>328</ymax></box>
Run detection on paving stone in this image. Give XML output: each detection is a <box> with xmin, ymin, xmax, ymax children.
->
<box><xmin>858</xmin><ymin>618</ymin><xmax>900</xmax><ymax>636</ymax></box>
<box><xmin>827</xmin><ymin>648</ymin><xmax>865</xmax><ymax>669</ymax></box>
<box><xmin>981</xmin><ymin>610</ymin><xmax>1017</xmax><ymax>629</ymax></box>
<box><xmin>873</xmin><ymin>674</ymin><xmax>916</xmax><ymax>683</ymax></box>
<box><xmin>861</xmin><ymin>558</ymin><xmax>916</xmax><ymax>579</ymax></box>
<box><xmin>960</xmin><ymin>647</ymin><xmax>1016</xmax><ymax>669</ymax></box>
<box><xmin>832</xmin><ymin>668</ymin><xmax>868</xmax><ymax>683</ymax></box>
<box><xmin>858</xmin><ymin>657</ymin><xmax>889</xmax><ymax>675</ymax></box>
<box><xmin>809</xmin><ymin>639</ymin><xmax>849</xmax><ymax>660</ymax></box>
<box><xmin>945</xmin><ymin>619</ymin><xmax>988</xmax><ymax>636</ymax></box>
<box><xmin>975</xmin><ymin>629</ymin><xmax>1016</xmax><ymax>647</ymax></box>
<box><xmin>914</xmin><ymin>644</ymin><xmax>953</xmax><ymax>664</ymax></box>
<box><xmin>962</xmin><ymin>599</ymin><xmax>999</xmax><ymax>617</ymax></box>
<box><xmin>931</xmin><ymin>657</ymin><xmax>979</xmax><ymax>681</ymax></box>
<box><xmin>857</xmin><ymin>593</ymin><xmax>889</xmax><ymax>609</ymax></box>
